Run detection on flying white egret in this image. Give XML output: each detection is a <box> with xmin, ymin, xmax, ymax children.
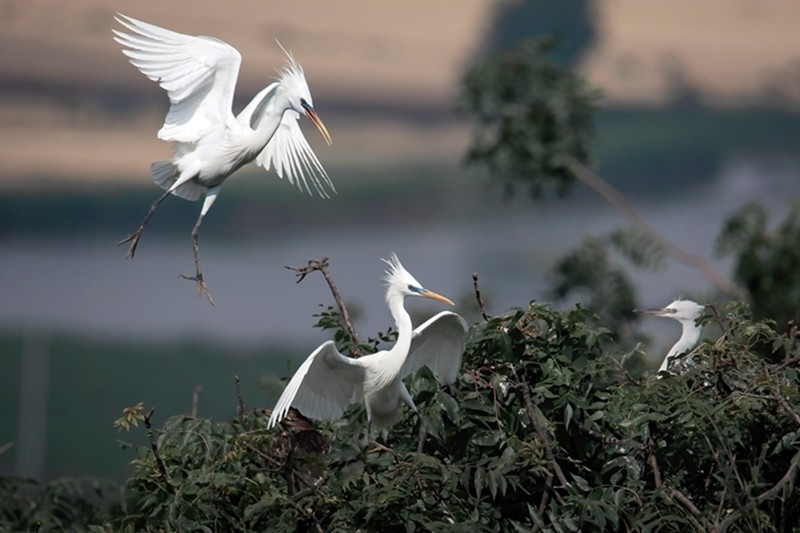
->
<box><xmin>640</xmin><ymin>299</ymin><xmax>705</xmax><ymax>372</ymax></box>
<box><xmin>268</xmin><ymin>254</ymin><xmax>468</xmax><ymax>429</ymax></box>
<box><xmin>113</xmin><ymin>14</ymin><xmax>334</xmax><ymax>303</ymax></box>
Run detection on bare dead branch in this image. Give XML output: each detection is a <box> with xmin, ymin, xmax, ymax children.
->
<box><xmin>234</xmin><ymin>375</ymin><xmax>245</xmax><ymax>418</ymax></box>
<box><xmin>286</xmin><ymin>257</ymin><xmax>362</xmax><ymax>356</ymax></box>
<box><xmin>143</xmin><ymin>409</ymin><xmax>176</xmax><ymax>495</ymax></box>
<box><xmin>191</xmin><ymin>384</ymin><xmax>202</xmax><ymax>418</ymax></box>
<box><xmin>566</xmin><ymin>159</ymin><xmax>743</xmax><ymax>298</ymax></box>
<box><xmin>472</xmin><ymin>272</ymin><xmax>490</xmax><ymax>321</ymax></box>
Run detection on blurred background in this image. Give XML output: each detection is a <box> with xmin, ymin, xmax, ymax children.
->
<box><xmin>1</xmin><ymin>0</ymin><xmax>799</xmax><ymax>482</ymax></box>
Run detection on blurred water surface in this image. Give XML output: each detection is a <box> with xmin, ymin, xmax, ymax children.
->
<box><xmin>2</xmin><ymin>156</ymin><xmax>797</xmax><ymax>349</ymax></box>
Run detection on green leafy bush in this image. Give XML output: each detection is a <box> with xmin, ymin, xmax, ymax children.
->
<box><xmin>15</xmin><ymin>300</ymin><xmax>781</xmax><ymax>532</ymax></box>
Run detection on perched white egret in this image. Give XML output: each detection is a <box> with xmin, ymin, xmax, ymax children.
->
<box><xmin>113</xmin><ymin>14</ymin><xmax>334</xmax><ymax>303</ymax></box>
<box><xmin>268</xmin><ymin>254</ymin><xmax>468</xmax><ymax>429</ymax></box>
<box><xmin>640</xmin><ymin>299</ymin><xmax>705</xmax><ymax>372</ymax></box>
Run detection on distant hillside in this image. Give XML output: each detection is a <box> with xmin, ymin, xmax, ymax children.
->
<box><xmin>1</xmin><ymin>0</ymin><xmax>799</xmax><ymax>187</ymax></box>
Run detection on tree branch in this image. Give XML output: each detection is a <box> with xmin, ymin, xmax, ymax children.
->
<box><xmin>669</xmin><ymin>488</ymin><xmax>704</xmax><ymax>519</ymax></box>
<box><xmin>143</xmin><ymin>409</ymin><xmax>176</xmax><ymax>495</ymax></box>
<box><xmin>0</xmin><ymin>441</ymin><xmax>13</xmax><ymax>455</ymax></box>
<box><xmin>472</xmin><ymin>272</ymin><xmax>490</xmax><ymax>321</ymax></box>
<box><xmin>566</xmin><ymin>158</ymin><xmax>743</xmax><ymax>298</ymax></box>
<box><xmin>511</xmin><ymin>367</ymin><xmax>569</xmax><ymax>488</ymax></box>
<box><xmin>649</xmin><ymin>453</ymin><xmax>662</xmax><ymax>489</ymax></box>
<box><xmin>286</xmin><ymin>257</ymin><xmax>362</xmax><ymax>356</ymax></box>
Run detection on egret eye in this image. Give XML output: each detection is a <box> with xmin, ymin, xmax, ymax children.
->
<box><xmin>408</xmin><ymin>285</ymin><xmax>422</xmax><ymax>294</ymax></box>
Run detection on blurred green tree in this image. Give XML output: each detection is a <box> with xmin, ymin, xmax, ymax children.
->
<box><xmin>480</xmin><ymin>0</ymin><xmax>597</xmax><ymax>67</ymax></box>
<box><xmin>718</xmin><ymin>201</ymin><xmax>800</xmax><ymax>332</ymax></box>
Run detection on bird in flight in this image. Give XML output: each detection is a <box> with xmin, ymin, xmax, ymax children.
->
<box><xmin>113</xmin><ymin>14</ymin><xmax>334</xmax><ymax>304</ymax></box>
<box><xmin>639</xmin><ymin>299</ymin><xmax>705</xmax><ymax>372</ymax></box>
<box><xmin>268</xmin><ymin>254</ymin><xmax>468</xmax><ymax>429</ymax></box>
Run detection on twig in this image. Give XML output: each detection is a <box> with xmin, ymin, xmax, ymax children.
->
<box><xmin>234</xmin><ymin>375</ymin><xmax>245</xmax><ymax>418</ymax></box>
<box><xmin>286</xmin><ymin>257</ymin><xmax>362</xmax><ymax>356</ymax></box>
<box><xmin>707</xmin><ymin>303</ymin><xmax>729</xmax><ymax>336</ymax></box>
<box><xmin>566</xmin><ymin>158</ymin><xmax>743</xmax><ymax>298</ymax></box>
<box><xmin>472</xmin><ymin>272</ymin><xmax>489</xmax><ymax>321</ymax></box>
<box><xmin>191</xmin><ymin>384</ymin><xmax>202</xmax><ymax>418</ymax></box>
<box><xmin>143</xmin><ymin>409</ymin><xmax>176</xmax><ymax>495</ymax></box>
<box><xmin>0</xmin><ymin>441</ymin><xmax>13</xmax><ymax>455</ymax></box>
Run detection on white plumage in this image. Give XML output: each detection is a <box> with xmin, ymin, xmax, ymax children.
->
<box><xmin>113</xmin><ymin>14</ymin><xmax>333</xmax><ymax>303</ymax></box>
<box><xmin>641</xmin><ymin>299</ymin><xmax>705</xmax><ymax>372</ymax></box>
<box><xmin>269</xmin><ymin>254</ymin><xmax>468</xmax><ymax>429</ymax></box>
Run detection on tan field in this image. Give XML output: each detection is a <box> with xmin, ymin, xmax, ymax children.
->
<box><xmin>1</xmin><ymin>0</ymin><xmax>799</xmax><ymax>186</ymax></box>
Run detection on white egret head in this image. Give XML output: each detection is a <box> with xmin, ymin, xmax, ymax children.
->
<box><xmin>642</xmin><ymin>299</ymin><xmax>705</xmax><ymax>324</ymax></box>
<box><xmin>382</xmin><ymin>254</ymin><xmax>454</xmax><ymax>305</ymax></box>
<box><xmin>276</xmin><ymin>44</ymin><xmax>332</xmax><ymax>145</ymax></box>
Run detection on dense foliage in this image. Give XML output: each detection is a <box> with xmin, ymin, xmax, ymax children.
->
<box><xmin>3</xmin><ymin>301</ymin><xmax>798</xmax><ymax>531</ymax></box>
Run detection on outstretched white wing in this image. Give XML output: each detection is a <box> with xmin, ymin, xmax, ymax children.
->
<box><xmin>255</xmin><ymin>110</ymin><xmax>336</xmax><ymax>198</ymax></box>
<box><xmin>401</xmin><ymin>311</ymin><xmax>468</xmax><ymax>385</ymax></box>
<box><xmin>113</xmin><ymin>14</ymin><xmax>241</xmax><ymax>143</ymax></box>
<box><xmin>268</xmin><ymin>340</ymin><xmax>364</xmax><ymax>428</ymax></box>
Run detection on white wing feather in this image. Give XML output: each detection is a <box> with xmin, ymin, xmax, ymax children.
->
<box><xmin>113</xmin><ymin>14</ymin><xmax>242</xmax><ymax>143</ymax></box>
<box><xmin>268</xmin><ymin>340</ymin><xmax>364</xmax><ymax>428</ymax></box>
<box><xmin>255</xmin><ymin>110</ymin><xmax>336</xmax><ymax>198</ymax></box>
<box><xmin>401</xmin><ymin>311</ymin><xmax>468</xmax><ymax>384</ymax></box>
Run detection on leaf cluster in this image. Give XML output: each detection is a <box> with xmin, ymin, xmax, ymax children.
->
<box><xmin>718</xmin><ymin>201</ymin><xmax>800</xmax><ymax>334</ymax></box>
<box><xmin>460</xmin><ymin>37</ymin><xmax>599</xmax><ymax>198</ymax></box>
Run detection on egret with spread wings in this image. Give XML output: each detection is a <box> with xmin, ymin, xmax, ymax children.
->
<box><xmin>268</xmin><ymin>254</ymin><xmax>468</xmax><ymax>429</ymax></box>
<box><xmin>113</xmin><ymin>14</ymin><xmax>334</xmax><ymax>303</ymax></box>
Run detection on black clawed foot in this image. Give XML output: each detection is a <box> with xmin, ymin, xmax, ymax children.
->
<box><xmin>179</xmin><ymin>272</ymin><xmax>215</xmax><ymax>306</ymax></box>
<box><xmin>117</xmin><ymin>230</ymin><xmax>143</xmax><ymax>260</ymax></box>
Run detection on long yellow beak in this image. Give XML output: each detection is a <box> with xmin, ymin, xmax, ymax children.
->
<box><xmin>421</xmin><ymin>289</ymin><xmax>455</xmax><ymax>306</ymax></box>
<box><xmin>301</xmin><ymin>102</ymin><xmax>332</xmax><ymax>146</ymax></box>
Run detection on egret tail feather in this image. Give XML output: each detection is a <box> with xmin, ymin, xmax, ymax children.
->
<box><xmin>149</xmin><ymin>161</ymin><xmax>205</xmax><ymax>202</ymax></box>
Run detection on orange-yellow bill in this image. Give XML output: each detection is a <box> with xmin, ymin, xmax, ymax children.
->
<box><xmin>302</xmin><ymin>103</ymin><xmax>332</xmax><ymax>146</ymax></box>
<box><xmin>421</xmin><ymin>289</ymin><xmax>455</xmax><ymax>306</ymax></box>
